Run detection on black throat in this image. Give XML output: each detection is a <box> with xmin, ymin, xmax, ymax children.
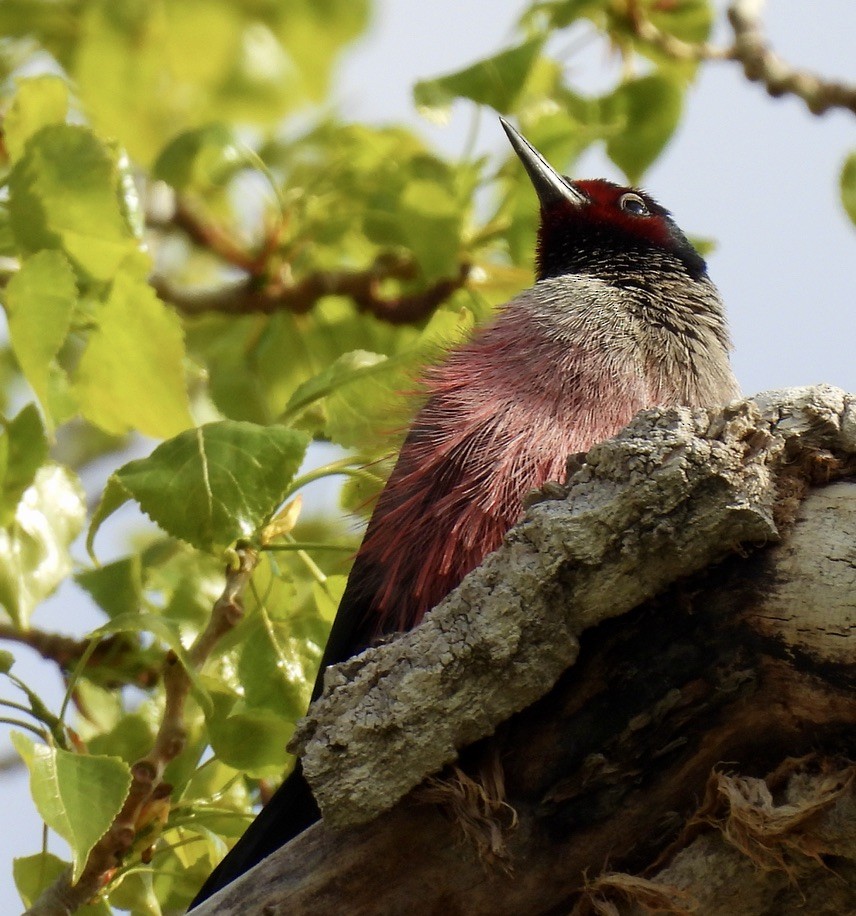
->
<box><xmin>536</xmin><ymin>216</ymin><xmax>708</xmax><ymax>285</ymax></box>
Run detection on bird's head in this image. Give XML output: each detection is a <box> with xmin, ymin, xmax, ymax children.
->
<box><xmin>500</xmin><ymin>118</ymin><xmax>706</xmax><ymax>285</ymax></box>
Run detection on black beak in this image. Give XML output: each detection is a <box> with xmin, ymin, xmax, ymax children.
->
<box><xmin>500</xmin><ymin>117</ymin><xmax>588</xmax><ymax>210</ymax></box>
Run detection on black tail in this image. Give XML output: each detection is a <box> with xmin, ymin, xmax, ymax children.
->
<box><xmin>188</xmin><ymin>761</ymin><xmax>319</xmax><ymax>908</ymax></box>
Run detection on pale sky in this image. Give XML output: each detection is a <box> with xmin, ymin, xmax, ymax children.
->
<box><xmin>2</xmin><ymin>2</ymin><xmax>854</xmax><ymax>909</ymax></box>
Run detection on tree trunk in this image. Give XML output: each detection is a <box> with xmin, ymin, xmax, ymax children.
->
<box><xmin>194</xmin><ymin>385</ymin><xmax>856</xmax><ymax>916</ymax></box>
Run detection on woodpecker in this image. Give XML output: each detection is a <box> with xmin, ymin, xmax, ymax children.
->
<box><xmin>189</xmin><ymin>119</ymin><xmax>739</xmax><ymax>908</ymax></box>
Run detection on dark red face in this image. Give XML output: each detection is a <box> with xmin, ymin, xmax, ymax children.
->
<box><xmin>536</xmin><ymin>178</ymin><xmax>706</xmax><ymax>283</ymax></box>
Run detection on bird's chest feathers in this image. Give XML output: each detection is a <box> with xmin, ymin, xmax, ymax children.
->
<box><xmin>417</xmin><ymin>348</ymin><xmax>641</xmax><ymax>526</ymax></box>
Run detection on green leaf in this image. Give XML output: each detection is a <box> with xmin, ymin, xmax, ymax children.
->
<box><xmin>236</xmin><ymin>603</ymin><xmax>315</xmax><ymax>720</ymax></box>
<box><xmin>113</xmin><ymin>141</ymin><xmax>146</xmax><ymax>241</ymax></box>
<box><xmin>87</xmin><ymin>713</ymin><xmax>156</xmax><ymax>765</ymax></box>
<box><xmin>279</xmin><ymin>307</ymin><xmax>472</xmax><ymax>451</ymax></box>
<box><xmin>523</xmin><ymin>0</ymin><xmax>609</xmax><ymax>29</ymax></box>
<box><xmin>90</xmin><ymin>422</ymin><xmax>309</xmax><ymax>554</ymax></box>
<box><xmin>11</xmin><ymin>732</ymin><xmax>132</xmax><ymax>883</ymax></box>
<box><xmin>0</xmin><ymin>464</ymin><xmax>86</xmax><ymax>628</ymax></box>
<box><xmin>86</xmin><ymin>476</ymin><xmax>131</xmax><ymax>562</ymax></box>
<box><xmin>400</xmin><ymin>178</ymin><xmax>463</xmax><ymax>280</ymax></box>
<box><xmin>647</xmin><ymin>0</ymin><xmax>713</xmax><ymax>46</ymax></box>
<box><xmin>0</xmin><ymin>201</ymin><xmax>16</xmax><ymax>259</ymax></box>
<box><xmin>13</xmin><ymin>852</ymin><xmax>110</xmax><ymax>914</ymax></box>
<box><xmin>283</xmin><ymin>349</ymin><xmax>389</xmax><ymax>419</ymax></box>
<box><xmin>107</xmin><ymin>869</ymin><xmax>164</xmax><ymax>915</ymax></box>
<box><xmin>3</xmin><ymin>250</ymin><xmax>77</xmax><ymax>426</ymax></box>
<box><xmin>283</xmin><ymin>349</ymin><xmax>408</xmax><ymax>450</ymax></box>
<box><xmin>416</xmin><ymin>298</ymin><xmax>477</xmax><ymax>350</ymax></box>
<box><xmin>13</xmin><ymin>852</ymin><xmax>67</xmax><ymax>910</ymax></box>
<box><xmin>75</xmin><ymin>556</ymin><xmax>143</xmax><ymax>620</ymax></box>
<box><xmin>153</xmin><ymin>543</ymin><xmax>225</xmax><ymax>628</ymax></box>
<box><xmin>179</xmin><ymin>757</ymin><xmax>251</xmax><ymax>829</ymax></box>
<box><xmin>211</xmin><ymin>553</ymin><xmax>330</xmax><ymax>727</ymax></box>
<box><xmin>0</xmin><ymin>404</ymin><xmax>49</xmax><ymax>527</ymax></box>
<box><xmin>9</xmin><ymin>124</ymin><xmax>146</xmax><ymax>281</ymax></box>
<box><xmin>339</xmin><ymin>461</ymin><xmax>386</xmax><ymax>518</ymax></box>
<box><xmin>73</xmin><ymin>274</ymin><xmax>193</xmax><ymax>438</ymax></box>
<box><xmin>71</xmin><ymin>679</ymin><xmax>123</xmax><ymax>735</ymax></box>
<box><xmin>154</xmin><ymin>123</ymin><xmax>259</xmax><ymax>193</ymax></box>
<box><xmin>414</xmin><ymin>37</ymin><xmax>544</xmax><ymax>119</ymax></box>
<box><xmin>205</xmin><ymin>693</ymin><xmax>295</xmax><ymax>777</ymax></box>
<box><xmin>840</xmin><ymin>152</ymin><xmax>856</xmax><ymax>226</ymax></box>
<box><xmin>4</xmin><ymin>75</ymin><xmax>69</xmax><ymax>163</ymax></box>
<box><xmin>604</xmin><ymin>74</ymin><xmax>684</xmax><ymax>183</ymax></box>
<box><xmin>324</xmin><ymin>361</ymin><xmax>410</xmax><ymax>451</ymax></box>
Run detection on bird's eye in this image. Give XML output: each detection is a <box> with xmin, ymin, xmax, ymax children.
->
<box><xmin>619</xmin><ymin>193</ymin><xmax>649</xmax><ymax>216</ymax></box>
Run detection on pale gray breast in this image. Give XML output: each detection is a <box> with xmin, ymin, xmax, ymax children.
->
<box><xmin>516</xmin><ymin>274</ymin><xmax>739</xmax><ymax>409</ymax></box>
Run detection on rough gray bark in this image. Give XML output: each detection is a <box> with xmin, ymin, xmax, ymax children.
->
<box><xmin>195</xmin><ymin>385</ymin><xmax>856</xmax><ymax>916</ymax></box>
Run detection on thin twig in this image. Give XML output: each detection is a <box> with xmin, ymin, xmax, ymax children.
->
<box><xmin>727</xmin><ymin>0</ymin><xmax>856</xmax><ymax>115</ymax></box>
<box><xmin>153</xmin><ymin>256</ymin><xmax>471</xmax><ymax>325</ymax></box>
<box><xmin>0</xmin><ymin>623</ymin><xmax>92</xmax><ymax>669</ymax></box>
<box><xmin>624</xmin><ymin>0</ymin><xmax>730</xmax><ymax>61</ymax></box>
<box><xmin>169</xmin><ymin>198</ymin><xmax>281</xmax><ymax>277</ymax></box>
<box><xmin>624</xmin><ymin>0</ymin><xmax>856</xmax><ymax>117</ymax></box>
<box><xmin>24</xmin><ymin>546</ymin><xmax>260</xmax><ymax>916</ymax></box>
<box><xmin>0</xmin><ymin>622</ymin><xmax>160</xmax><ymax>688</ymax></box>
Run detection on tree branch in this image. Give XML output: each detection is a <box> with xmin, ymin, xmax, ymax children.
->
<box><xmin>168</xmin><ymin>199</ymin><xmax>278</xmax><ymax>277</ymax></box>
<box><xmin>24</xmin><ymin>546</ymin><xmax>259</xmax><ymax>916</ymax></box>
<box><xmin>150</xmin><ymin>197</ymin><xmax>472</xmax><ymax>324</ymax></box>
<box><xmin>727</xmin><ymin>0</ymin><xmax>856</xmax><ymax>115</ymax></box>
<box><xmin>0</xmin><ymin>623</ymin><xmax>160</xmax><ymax>688</ymax></box>
<box><xmin>626</xmin><ymin>0</ymin><xmax>856</xmax><ymax>117</ymax></box>
<box><xmin>625</xmin><ymin>0</ymin><xmax>730</xmax><ymax>61</ymax></box>
<box><xmin>152</xmin><ymin>257</ymin><xmax>471</xmax><ymax>325</ymax></box>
